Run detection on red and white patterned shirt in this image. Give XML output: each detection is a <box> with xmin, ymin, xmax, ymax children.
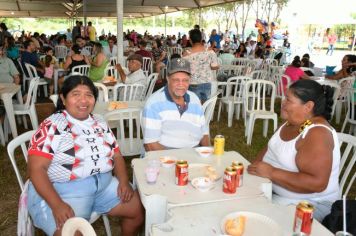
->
<box><xmin>28</xmin><ymin>111</ymin><xmax>119</xmax><ymax>183</ymax></box>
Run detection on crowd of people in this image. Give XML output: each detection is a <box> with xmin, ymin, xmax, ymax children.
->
<box><xmin>0</xmin><ymin>20</ymin><xmax>355</xmax><ymax>235</ymax></box>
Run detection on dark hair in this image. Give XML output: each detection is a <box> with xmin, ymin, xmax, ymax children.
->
<box><xmin>291</xmin><ymin>56</ymin><xmax>301</xmax><ymax>67</ymax></box>
<box><xmin>302</xmin><ymin>53</ymin><xmax>310</xmax><ymax>59</ymax></box>
<box><xmin>44</xmin><ymin>55</ymin><xmax>52</xmax><ymax>67</ymax></box>
<box><xmin>44</xmin><ymin>47</ymin><xmax>53</xmax><ymax>54</ymax></box>
<box><xmin>189</xmin><ymin>29</ymin><xmax>202</xmax><ymax>44</ymax></box>
<box><xmin>139</xmin><ymin>40</ymin><xmax>147</xmax><ymax>47</ymax></box>
<box><xmin>71</xmin><ymin>44</ymin><xmax>81</xmax><ymax>54</ymax></box>
<box><xmin>345</xmin><ymin>54</ymin><xmax>356</xmax><ymax>74</ymax></box>
<box><xmin>255</xmin><ymin>47</ymin><xmax>264</xmax><ymax>59</ymax></box>
<box><xmin>0</xmin><ymin>23</ymin><xmax>8</xmax><ymax>31</ymax></box>
<box><xmin>170</xmin><ymin>53</ymin><xmax>181</xmax><ymax>60</ymax></box>
<box><xmin>56</xmin><ymin>75</ymin><xmax>98</xmax><ymax>111</ymax></box>
<box><xmin>289</xmin><ymin>79</ymin><xmax>334</xmax><ymax>120</ymax></box>
<box><xmin>155</xmin><ymin>38</ymin><xmax>162</xmax><ymax>48</ymax></box>
<box><xmin>23</xmin><ymin>40</ymin><xmax>33</xmax><ymax>49</ymax></box>
<box><xmin>301</xmin><ymin>57</ymin><xmax>310</xmax><ymax>67</ymax></box>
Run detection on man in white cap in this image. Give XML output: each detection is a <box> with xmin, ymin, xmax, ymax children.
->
<box><xmin>142</xmin><ymin>58</ymin><xmax>210</xmax><ymax>151</ymax></box>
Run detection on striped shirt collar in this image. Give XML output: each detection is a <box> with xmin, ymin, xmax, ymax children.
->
<box><xmin>164</xmin><ymin>85</ymin><xmax>190</xmax><ymax>115</ymax></box>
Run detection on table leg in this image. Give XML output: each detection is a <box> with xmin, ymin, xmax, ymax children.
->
<box><xmin>54</xmin><ymin>69</ymin><xmax>59</xmax><ymax>94</ymax></box>
<box><xmin>143</xmin><ymin>194</ymin><xmax>168</xmax><ymax>236</ymax></box>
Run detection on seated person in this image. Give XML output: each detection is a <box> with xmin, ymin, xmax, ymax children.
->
<box><xmin>325</xmin><ymin>54</ymin><xmax>356</xmax><ymax>99</ymax></box>
<box><xmin>142</xmin><ymin>58</ymin><xmax>210</xmax><ymax>151</ymax></box>
<box><xmin>0</xmin><ymin>45</ymin><xmax>20</xmax><ymax>84</ymax></box>
<box><xmin>89</xmin><ymin>42</ymin><xmax>109</xmax><ymax>82</ymax></box>
<box><xmin>27</xmin><ymin>75</ymin><xmax>144</xmax><ymax>236</ymax></box>
<box><xmin>248</xmin><ymin>79</ymin><xmax>340</xmax><ymax>221</ymax></box>
<box><xmin>115</xmin><ymin>54</ymin><xmax>146</xmax><ymax>86</ymax></box>
<box><xmin>301</xmin><ymin>53</ymin><xmax>315</xmax><ymax>68</ymax></box>
<box><xmin>21</xmin><ymin>39</ymin><xmax>45</xmax><ymax>77</ymax></box>
<box><xmin>284</xmin><ymin>56</ymin><xmax>309</xmax><ymax>83</ymax></box>
<box><xmin>218</xmin><ymin>45</ymin><xmax>235</xmax><ymax>65</ymax></box>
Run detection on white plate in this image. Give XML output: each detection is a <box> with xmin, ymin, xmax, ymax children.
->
<box><xmin>188</xmin><ymin>163</ymin><xmax>222</xmax><ymax>181</ymax></box>
<box><xmin>220</xmin><ymin>211</ymin><xmax>283</xmax><ymax>236</ymax></box>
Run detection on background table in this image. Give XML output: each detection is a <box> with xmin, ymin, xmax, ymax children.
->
<box><xmin>151</xmin><ymin>197</ymin><xmax>333</xmax><ymax>236</ymax></box>
<box><xmin>0</xmin><ymin>83</ymin><xmax>23</xmax><ymax>138</ymax></box>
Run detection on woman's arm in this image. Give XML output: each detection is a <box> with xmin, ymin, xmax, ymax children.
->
<box><xmin>28</xmin><ymin>155</ymin><xmax>74</xmax><ymax>229</ymax></box>
<box><xmin>325</xmin><ymin>69</ymin><xmax>346</xmax><ymax>80</ymax></box>
<box><xmin>248</xmin><ymin>127</ymin><xmax>334</xmax><ymax>193</ymax></box>
<box><xmin>91</xmin><ymin>53</ymin><xmax>105</xmax><ymax>67</ymax></box>
<box><xmin>301</xmin><ymin>72</ymin><xmax>310</xmax><ymax>80</ymax></box>
<box><xmin>63</xmin><ymin>56</ymin><xmax>72</xmax><ymax>70</ymax></box>
<box><xmin>112</xmin><ymin>152</ymin><xmax>133</xmax><ymax>203</ymax></box>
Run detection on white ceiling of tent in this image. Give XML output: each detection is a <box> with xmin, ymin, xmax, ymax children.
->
<box><xmin>0</xmin><ymin>0</ymin><xmax>240</xmax><ymax>18</ymax></box>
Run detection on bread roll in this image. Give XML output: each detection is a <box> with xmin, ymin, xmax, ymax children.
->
<box><xmin>225</xmin><ymin>216</ymin><xmax>246</xmax><ymax>236</ymax></box>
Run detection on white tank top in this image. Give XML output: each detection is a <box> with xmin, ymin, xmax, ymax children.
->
<box><xmin>263</xmin><ymin>123</ymin><xmax>340</xmax><ymax>202</ymax></box>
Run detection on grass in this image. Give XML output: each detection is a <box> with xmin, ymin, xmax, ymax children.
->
<box><xmin>0</xmin><ymin>100</ymin><xmax>355</xmax><ymax>235</ymax></box>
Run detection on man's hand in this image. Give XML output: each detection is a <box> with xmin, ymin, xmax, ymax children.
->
<box><xmin>247</xmin><ymin>161</ymin><xmax>274</xmax><ymax>179</ymax></box>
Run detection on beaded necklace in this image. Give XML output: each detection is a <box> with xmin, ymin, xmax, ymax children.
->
<box><xmin>286</xmin><ymin>119</ymin><xmax>313</xmax><ymax>133</ymax></box>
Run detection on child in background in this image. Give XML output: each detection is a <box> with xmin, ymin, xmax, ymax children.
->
<box><xmin>44</xmin><ymin>55</ymin><xmax>54</xmax><ymax>94</ymax></box>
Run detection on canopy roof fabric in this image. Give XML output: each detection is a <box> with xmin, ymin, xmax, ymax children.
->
<box><xmin>0</xmin><ymin>0</ymin><xmax>240</xmax><ymax>18</ymax></box>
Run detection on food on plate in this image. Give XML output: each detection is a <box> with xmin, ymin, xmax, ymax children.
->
<box><xmin>159</xmin><ymin>156</ymin><xmax>176</xmax><ymax>167</ymax></box>
<box><xmin>108</xmin><ymin>101</ymin><xmax>128</xmax><ymax>111</ymax></box>
<box><xmin>103</xmin><ymin>76</ymin><xmax>116</xmax><ymax>83</ymax></box>
<box><xmin>225</xmin><ymin>216</ymin><xmax>246</xmax><ymax>236</ymax></box>
<box><xmin>206</xmin><ymin>166</ymin><xmax>218</xmax><ymax>181</ymax></box>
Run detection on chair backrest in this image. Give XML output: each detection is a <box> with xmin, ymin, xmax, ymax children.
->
<box><xmin>71</xmin><ymin>65</ymin><xmax>90</xmax><ymax>76</ymax></box>
<box><xmin>337</xmin><ymin>132</ymin><xmax>356</xmax><ymax>197</ymax></box>
<box><xmin>218</xmin><ymin>65</ymin><xmax>246</xmax><ymax>77</ymax></box>
<box><xmin>7</xmin><ymin>130</ymin><xmax>36</xmax><ymax>191</ymax></box>
<box><xmin>104</xmin><ymin>108</ymin><xmax>142</xmax><ymax>156</ymax></box>
<box><xmin>113</xmin><ymin>83</ymin><xmax>146</xmax><ymax>101</ymax></box>
<box><xmin>50</xmin><ymin>94</ymin><xmax>59</xmax><ymax>107</ymax></box>
<box><xmin>271</xmin><ymin>73</ymin><xmax>291</xmax><ymax>100</ymax></box>
<box><xmin>224</xmin><ymin>76</ymin><xmax>251</xmax><ymax>102</ymax></box>
<box><xmin>55</xmin><ymin>45</ymin><xmax>68</xmax><ymax>60</ymax></box>
<box><xmin>93</xmin><ymin>82</ymin><xmax>109</xmax><ymax>102</ymax></box>
<box><xmin>109</xmin><ymin>56</ymin><xmax>118</xmax><ymax>66</ymax></box>
<box><xmin>344</xmin><ymin>87</ymin><xmax>356</xmax><ymax>124</ymax></box>
<box><xmin>103</xmin><ymin>65</ymin><xmax>118</xmax><ymax>80</ymax></box>
<box><xmin>202</xmin><ymin>92</ymin><xmax>219</xmax><ymax>126</ymax></box>
<box><xmin>231</xmin><ymin>58</ymin><xmax>250</xmax><ymax>66</ymax></box>
<box><xmin>168</xmin><ymin>47</ymin><xmax>182</xmax><ymax>56</ymax></box>
<box><xmin>24</xmin><ymin>64</ymin><xmax>40</xmax><ymax>107</ymax></box>
<box><xmin>261</xmin><ymin>58</ymin><xmax>278</xmax><ymax>71</ymax></box>
<box><xmin>25</xmin><ymin>63</ymin><xmax>40</xmax><ymax>79</ymax></box>
<box><xmin>318</xmin><ymin>80</ymin><xmax>341</xmax><ymax>119</ymax></box>
<box><xmin>145</xmin><ymin>73</ymin><xmax>159</xmax><ymax>100</ymax></box>
<box><xmin>142</xmin><ymin>57</ymin><xmax>152</xmax><ymax>77</ymax></box>
<box><xmin>244</xmin><ymin>79</ymin><xmax>276</xmax><ymax>113</ymax></box>
<box><xmin>84</xmin><ymin>46</ymin><xmax>93</xmax><ymax>55</ymax></box>
<box><xmin>250</xmin><ymin>69</ymin><xmax>268</xmax><ymax>80</ymax></box>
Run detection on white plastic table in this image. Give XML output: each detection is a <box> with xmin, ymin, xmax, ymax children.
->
<box><xmin>151</xmin><ymin>197</ymin><xmax>333</xmax><ymax>236</ymax></box>
<box><xmin>0</xmin><ymin>83</ymin><xmax>23</xmax><ymax>138</ymax></box>
<box><xmin>93</xmin><ymin>100</ymin><xmax>144</xmax><ymax>114</ymax></box>
<box><xmin>132</xmin><ymin>148</ymin><xmax>272</xmax><ymax>235</ymax></box>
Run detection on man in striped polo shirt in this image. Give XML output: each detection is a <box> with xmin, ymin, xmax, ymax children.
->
<box><xmin>142</xmin><ymin>58</ymin><xmax>210</xmax><ymax>151</ymax></box>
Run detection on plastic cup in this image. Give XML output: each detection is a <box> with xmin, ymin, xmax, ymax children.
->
<box><xmin>148</xmin><ymin>159</ymin><xmax>160</xmax><ymax>173</ymax></box>
<box><xmin>145</xmin><ymin>167</ymin><xmax>158</xmax><ymax>184</ymax></box>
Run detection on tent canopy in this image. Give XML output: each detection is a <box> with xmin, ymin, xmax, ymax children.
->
<box><xmin>0</xmin><ymin>0</ymin><xmax>240</xmax><ymax>18</ymax></box>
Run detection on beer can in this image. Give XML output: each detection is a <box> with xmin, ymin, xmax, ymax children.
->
<box><xmin>223</xmin><ymin>167</ymin><xmax>237</xmax><ymax>194</ymax></box>
<box><xmin>175</xmin><ymin>160</ymin><xmax>188</xmax><ymax>186</ymax></box>
<box><xmin>293</xmin><ymin>201</ymin><xmax>314</xmax><ymax>235</ymax></box>
<box><xmin>232</xmin><ymin>161</ymin><xmax>244</xmax><ymax>188</ymax></box>
<box><xmin>214</xmin><ymin>135</ymin><xmax>225</xmax><ymax>155</ymax></box>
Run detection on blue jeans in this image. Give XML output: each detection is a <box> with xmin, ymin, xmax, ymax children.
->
<box><xmin>189</xmin><ymin>83</ymin><xmax>211</xmax><ymax>102</ymax></box>
<box><xmin>326</xmin><ymin>44</ymin><xmax>334</xmax><ymax>55</ymax></box>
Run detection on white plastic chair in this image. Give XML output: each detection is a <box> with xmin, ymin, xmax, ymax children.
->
<box><xmin>50</xmin><ymin>94</ymin><xmax>59</xmax><ymax>107</ymax></box>
<box><xmin>231</xmin><ymin>58</ymin><xmax>250</xmax><ymax>66</ymax></box>
<box><xmin>317</xmin><ymin>80</ymin><xmax>340</xmax><ymax>120</ymax></box>
<box><xmin>55</xmin><ymin>45</ymin><xmax>68</xmax><ymax>62</ymax></box>
<box><xmin>103</xmin><ymin>65</ymin><xmax>118</xmax><ymax>80</ymax></box>
<box><xmin>17</xmin><ymin>58</ymin><xmax>31</xmax><ymax>92</ymax></box>
<box><xmin>25</xmin><ymin>63</ymin><xmax>49</xmax><ymax>98</ymax></box>
<box><xmin>168</xmin><ymin>47</ymin><xmax>183</xmax><ymax>57</ymax></box>
<box><xmin>217</xmin><ymin>76</ymin><xmax>251</xmax><ymax>127</ymax></box>
<box><xmin>7</xmin><ymin>130</ymin><xmax>113</xmax><ymax>236</ymax></box>
<box><xmin>62</xmin><ymin>217</ymin><xmax>96</xmax><ymax>236</ymax></box>
<box><xmin>334</xmin><ymin>76</ymin><xmax>355</xmax><ymax>124</ymax></box>
<box><xmin>218</xmin><ymin>65</ymin><xmax>246</xmax><ymax>78</ymax></box>
<box><xmin>93</xmin><ymin>82</ymin><xmax>109</xmax><ymax>102</ymax></box>
<box><xmin>71</xmin><ymin>65</ymin><xmax>90</xmax><ymax>77</ymax></box>
<box><xmin>244</xmin><ymin>79</ymin><xmax>278</xmax><ymax>145</ymax></box>
<box><xmin>271</xmin><ymin>73</ymin><xmax>291</xmax><ymax>100</ymax></box>
<box><xmin>341</xmin><ymin>88</ymin><xmax>356</xmax><ymax>135</ymax></box>
<box><xmin>142</xmin><ymin>57</ymin><xmax>152</xmax><ymax>77</ymax></box>
<box><xmin>113</xmin><ymin>83</ymin><xmax>146</xmax><ymax>101</ymax></box>
<box><xmin>249</xmin><ymin>69</ymin><xmax>268</xmax><ymax>80</ymax></box>
<box><xmin>145</xmin><ymin>73</ymin><xmax>159</xmax><ymax>100</ymax></box>
<box><xmin>109</xmin><ymin>56</ymin><xmax>118</xmax><ymax>66</ymax></box>
<box><xmin>337</xmin><ymin>132</ymin><xmax>356</xmax><ymax>198</ymax></box>
<box><xmin>104</xmin><ymin>108</ymin><xmax>143</xmax><ymax>156</ymax></box>
<box><xmin>84</xmin><ymin>46</ymin><xmax>93</xmax><ymax>55</ymax></box>
<box><xmin>14</xmin><ymin>77</ymin><xmax>40</xmax><ymax>130</ymax></box>
<box><xmin>202</xmin><ymin>92</ymin><xmax>219</xmax><ymax>126</ymax></box>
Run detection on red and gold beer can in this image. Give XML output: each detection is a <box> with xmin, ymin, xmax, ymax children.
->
<box><xmin>293</xmin><ymin>201</ymin><xmax>314</xmax><ymax>235</ymax></box>
<box><xmin>223</xmin><ymin>167</ymin><xmax>237</xmax><ymax>194</ymax></box>
<box><xmin>214</xmin><ymin>135</ymin><xmax>225</xmax><ymax>155</ymax></box>
<box><xmin>232</xmin><ymin>161</ymin><xmax>244</xmax><ymax>188</ymax></box>
<box><xmin>175</xmin><ymin>160</ymin><xmax>189</xmax><ymax>186</ymax></box>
